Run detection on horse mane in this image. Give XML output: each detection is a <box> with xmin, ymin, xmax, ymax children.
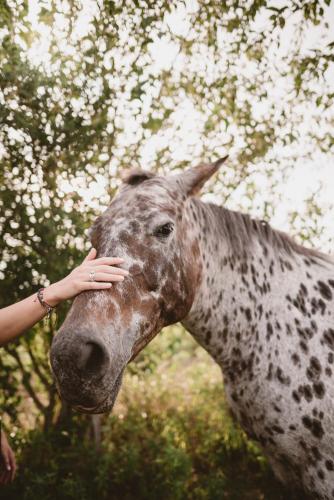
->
<box><xmin>196</xmin><ymin>199</ymin><xmax>333</xmax><ymax>264</ymax></box>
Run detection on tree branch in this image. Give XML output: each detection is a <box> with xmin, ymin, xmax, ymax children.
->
<box><xmin>5</xmin><ymin>347</ymin><xmax>46</xmax><ymax>414</ymax></box>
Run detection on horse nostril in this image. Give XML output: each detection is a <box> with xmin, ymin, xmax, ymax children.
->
<box><xmin>76</xmin><ymin>341</ymin><xmax>109</xmax><ymax>375</ymax></box>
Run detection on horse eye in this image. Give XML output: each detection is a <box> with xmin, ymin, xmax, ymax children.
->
<box><xmin>154</xmin><ymin>222</ymin><xmax>174</xmax><ymax>238</ymax></box>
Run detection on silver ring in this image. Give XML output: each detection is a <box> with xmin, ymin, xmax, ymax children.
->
<box><xmin>89</xmin><ymin>270</ymin><xmax>95</xmax><ymax>282</ymax></box>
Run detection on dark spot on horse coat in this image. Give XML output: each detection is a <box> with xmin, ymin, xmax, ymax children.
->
<box><xmin>310</xmin><ymin>319</ymin><xmax>318</xmax><ymax>332</ymax></box>
<box><xmin>292</xmin><ymin>390</ymin><xmax>301</xmax><ymax>403</ymax></box>
<box><xmin>306</xmin><ymin>357</ymin><xmax>321</xmax><ymax>382</ymax></box>
<box><xmin>300</xmin><ymin>341</ymin><xmax>308</xmax><ymax>354</ymax></box>
<box><xmin>298</xmin><ymin>326</ymin><xmax>313</xmax><ymax>341</ymax></box>
<box><xmin>299</xmin><ymin>384</ymin><xmax>313</xmax><ymax>402</ymax></box>
<box><xmin>323</xmin><ymin>329</ymin><xmax>334</xmax><ymax>351</ymax></box>
<box><xmin>317</xmin><ymin>281</ymin><xmax>333</xmax><ymax>301</ymax></box>
<box><xmin>272</xmin><ymin>425</ymin><xmax>284</xmax><ymax>434</ymax></box>
<box><xmin>325</xmin><ymin>460</ymin><xmax>334</xmax><ymax>471</ymax></box>
<box><xmin>302</xmin><ymin>416</ymin><xmax>324</xmax><ymax>439</ymax></box>
<box><xmin>311</xmin><ymin>446</ymin><xmax>322</xmax><ymax>462</ymax></box>
<box><xmin>286</xmin><ymin>323</ymin><xmax>292</xmax><ymax>336</ymax></box>
<box><xmin>266</xmin><ymin>362</ymin><xmax>273</xmax><ymax>381</ymax></box>
<box><xmin>291</xmin><ymin>353</ymin><xmax>300</xmax><ymax>366</ymax></box>
<box><xmin>318</xmin><ymin>299</ymin><xmax>326</xmax><ymax>315</ymax></box>
<box><xmin>311</xmin><ymin>297</ymin><xmax>327</xmax><ymax>315</ymax></box>
<box><xmin>313</xmin><ymin>382</ymin><xmax>325</xmax><ymax>399</ymax></box>
<box><xmin>266</xmin><ymin>323</ymin><xmax>273</xmax><ymax>340</ymax></box>
<box><xmin>245</xmin><ymin>308</ymin><xmax>252</xmax><ymax>321</ymax></box>
<box><xmin>276</xmin><ymin>367</ymin><xmax>291</xmax><ymax>386</ymax></box>
<box><xmin>239</xmin><ymin>262</ymin><xmax>248</xmax><ymax>274</ymax></box>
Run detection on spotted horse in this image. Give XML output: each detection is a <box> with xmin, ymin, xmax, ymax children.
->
<box><xmin>51</xmin><ymin>159</ymin><xmax>334</xmax><ymax>499</ymax></box>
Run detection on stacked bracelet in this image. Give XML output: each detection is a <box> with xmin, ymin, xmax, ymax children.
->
<box><xmin>34</xmin><ymin>288</ymin><xmax>55</xmax><ymax>319</ymax></box>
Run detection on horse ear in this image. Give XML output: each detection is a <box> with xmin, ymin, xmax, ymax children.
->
<box><xmin>177</xmin><ymin>156</ymin><xmax>228</xmax><ymax>196</ymax></box>
<box><xmin>122</xmin><ymin>169</ymin><xmax>156</xmax><ymax>186</ymax></box>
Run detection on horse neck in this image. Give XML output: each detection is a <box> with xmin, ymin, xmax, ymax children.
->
<box><xmin>182</xmin><ymin>198</ymin><xmax>334</xmax><ymax>368</ymax></box>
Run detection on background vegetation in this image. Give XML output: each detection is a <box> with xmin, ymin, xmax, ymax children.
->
<box><xmin>0</xmin><ymin>0</ymin><xmax>333</xmax><ymax>498</ymax></box>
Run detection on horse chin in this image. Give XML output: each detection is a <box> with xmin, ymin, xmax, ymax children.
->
<box><xmin>73</xmin><ymin>399</ymin><xmax>113</xmax><ymax>415</ymax></box>
<box><xmin>71</xmin><ymin>369</ymin><xmax>125</xmax><ymax>415</ymax></box>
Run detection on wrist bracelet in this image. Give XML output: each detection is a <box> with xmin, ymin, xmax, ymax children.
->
<box><xmin>34</xmin><ymin>288</ymin><xmax>55</xmax><ymax>319</ymax></box>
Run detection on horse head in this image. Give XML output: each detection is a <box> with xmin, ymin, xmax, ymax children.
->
<box><xmin>50</xmin><ymin>158</ymin><xmax>226</xmax><ymax>413</ymax></box>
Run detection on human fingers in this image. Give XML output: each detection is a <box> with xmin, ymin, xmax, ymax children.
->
<box><xmin>83</xmin><ymin>248</ymin><xmax>97</xmax><ymax>262</ymax></box>
<box><xmin>2</xmin><ymin>449</ymin><xmax>11</xmax><ymax>476</ymax></box>
<box><xmin>79</xmin><ymin>281</ymin><xmax>115</xmax><ymax>291</ymax></box>
<box><xmin>8</xmin><ymin>449</ymin><xmax>16</xmax><ymax>481</ymax></box>
<box><xmin>87</xmin><ymin>257</ymin><xmax>125</xmax><ymax>267</ymax></box>
<box><xmin>2</xmin><ymin>469</ymin><xmax>10</xmax><ymax>485</ymax></box>
<box><xmin>88</xmin><ymin>265</ymin><xmax>129</xmax><ymax>276</ymax></box>
<box><xmin>86</xmin><ymin>272</ymin><xmax>125</xmax><ymax>283</ymax></box>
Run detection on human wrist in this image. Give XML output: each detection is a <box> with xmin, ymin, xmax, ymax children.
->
<box><xmin>42</xmin><ymin>283</ymin><xmax>62</xmax><ymax>307</ymax></box>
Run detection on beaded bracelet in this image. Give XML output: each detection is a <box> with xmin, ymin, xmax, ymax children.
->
<box><xmin>34</xmin><ymin>288</ymin><xmax>55</xmax><ymax>319</ymax></box>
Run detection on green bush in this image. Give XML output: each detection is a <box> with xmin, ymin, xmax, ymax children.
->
<box><xmin>3</xmin><ymin>403</ymin><xmax>283</xmax><ymax>500</ymax></box>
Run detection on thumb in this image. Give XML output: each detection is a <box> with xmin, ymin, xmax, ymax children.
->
<box><xmin>83</xmin><ymin>248</ymin><xmax>97</xmax><ymax>263</ymax></box>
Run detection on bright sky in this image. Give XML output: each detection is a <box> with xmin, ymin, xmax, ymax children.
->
<box><xmin>18</xmin><ymin>1</ymin><xmax>334</xmax><ymax>254</ymax></box>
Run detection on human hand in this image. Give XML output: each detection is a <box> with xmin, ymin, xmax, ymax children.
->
<box><xmin>0</xmin><ymin>430</ymin><xmax>16</xmax><ymax>484</ymax></box>
<box><xmin>43</xmin><ymin>248</ymin><xmax>129</xmax><ymax>306</ymax></box>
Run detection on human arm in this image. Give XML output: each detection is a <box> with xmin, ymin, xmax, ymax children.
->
<box><xmin>0</xmin><ymin>248</ymin><xmax>128</xmax><ymax>346</ymax></box>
